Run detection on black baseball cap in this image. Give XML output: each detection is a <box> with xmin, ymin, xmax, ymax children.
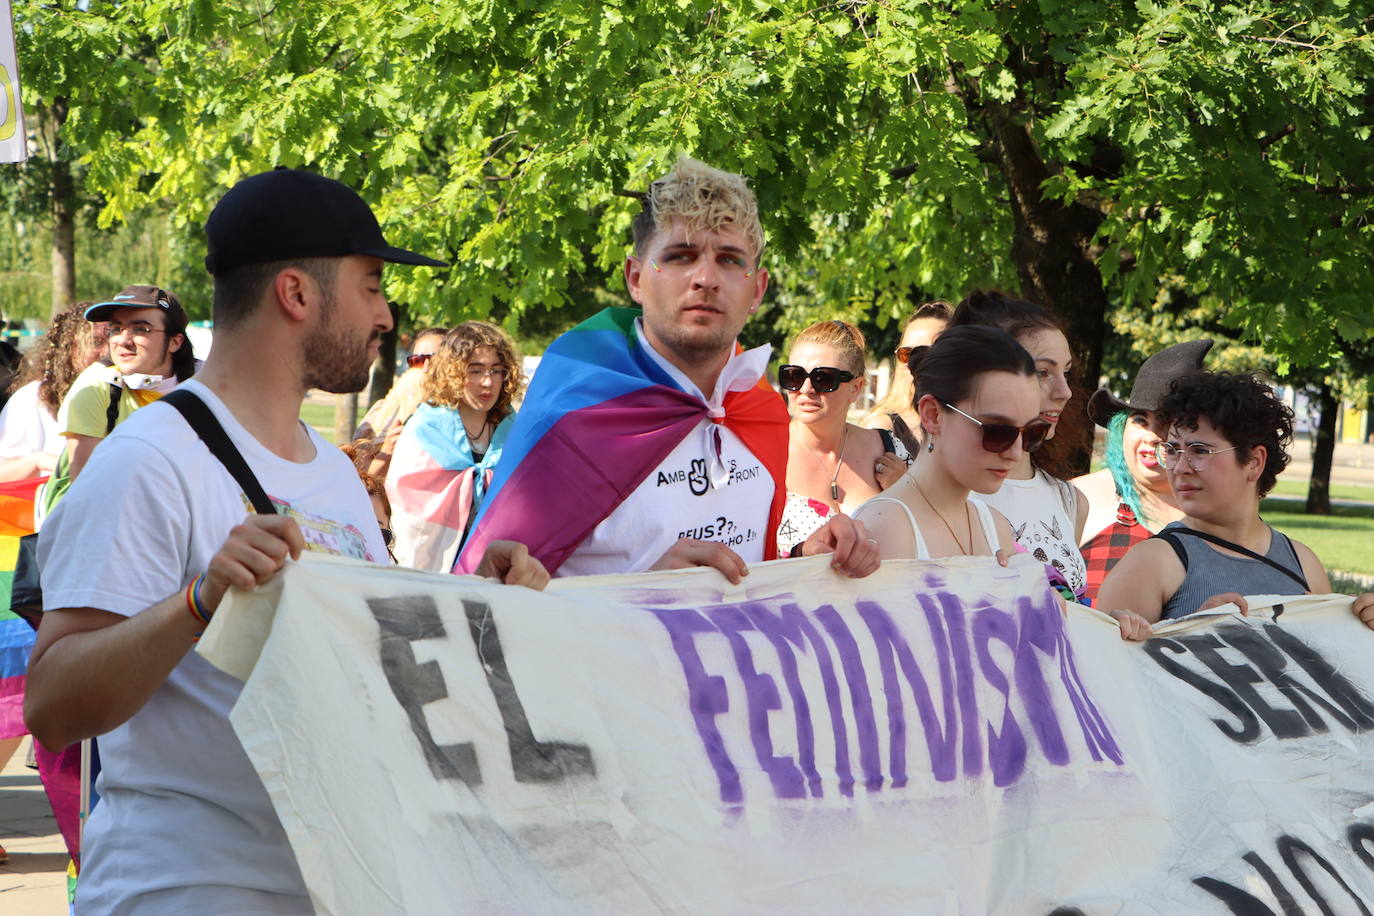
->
<box><xmin>204</xmin><ymin>168</ymin><xmax>447</xmax><ymax>275</ymax></box>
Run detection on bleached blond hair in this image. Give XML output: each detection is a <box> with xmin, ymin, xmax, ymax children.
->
<box><xmin>632</xmin><ymin>156</ymin><xmax>765</xmax><ymax>263</ymax></box>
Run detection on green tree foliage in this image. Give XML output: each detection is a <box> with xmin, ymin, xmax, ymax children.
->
<box><xmin>8</xmin><ymin>0</ymin><xmax>1373</xmax><ymax>375</ymax></box>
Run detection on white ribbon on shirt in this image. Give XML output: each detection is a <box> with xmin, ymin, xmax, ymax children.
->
<box><xmin>702</xmin><ymin>345</ymin><xmax>771</xmax><ymax>490</ymax></box>
<box><xmin>632</xmin><ymin>317</ymin><xmax>773</xmax><ymax>493</ymax></box>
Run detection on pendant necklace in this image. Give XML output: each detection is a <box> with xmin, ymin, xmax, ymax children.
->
<box><xmin>800</xmin><ymin>424</ymin><xmax>850</xmax><ymax>502</ymax></box>
<box><xmin>463</xmin><ymin>415</ymin><xmax>489</xmax><ymax>444</ymax></box>
<box><xmin>912</xmin><ymin>480</ymin><xmax>972</xmax><ymax>555</ymax></box>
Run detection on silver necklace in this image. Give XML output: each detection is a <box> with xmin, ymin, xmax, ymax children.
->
<box><xmin>800</xmin><ymin>424</ymin><xmax>850</xmax><ymax>502</ymax></box>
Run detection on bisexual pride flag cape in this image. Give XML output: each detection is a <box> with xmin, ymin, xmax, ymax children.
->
<box><xmin>0</xmin><ymin>475</ymin><xmax>42</xmax><ymax>739</ymax></box>
<box><xmin>456</xmin><ymin>307</ymin><xmax>787</xmax><ymax>576</ymax></box>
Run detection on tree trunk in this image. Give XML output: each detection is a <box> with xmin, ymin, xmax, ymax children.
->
<box><xmin>1305</xmin><ymin>382</ymin><xmax>1337</xmax><ymax>515</ymax></box>
<box><xmin>334</xmin><ymin>392</ymin><xmax>359</xmax><ymax>444</ymax></box>
<box><xmin>367</xmin><ymin>302</ymin><xmax>400</xmax><ymax>407</ymax></box>
<box><xmin>47</xmin><ymin>97</ymin><xmax>76</xmax><ymax>317</ymax></box>
<box><xmin>987</xmin><ymin>105</ymin><xmax>1110</xmax><ymax>475</ymax></box>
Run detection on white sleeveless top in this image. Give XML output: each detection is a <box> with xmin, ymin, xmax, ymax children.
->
<box><xmin>855</xmin><ymin>495</ymin><xmax>999</xmax><ymax>560</ymax></box>
<box><xmin>971</xmin><ymin>469</ymin><xmax>1086</xmax><ymax>597</ymax></box>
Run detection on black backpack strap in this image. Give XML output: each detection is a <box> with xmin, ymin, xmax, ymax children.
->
<box><xmin>1150</xmin><ymin>528</ymin><xmax>1190</xmax><ymax>572</ymax></box>
<box><xmin>877</xmin><ymin>428</ymin><xmax>896</xmax><ymax>455</ymax></box>
<box><xmin>160</xmin><ymin>389</ymin><xmax>277</xmax><ymax>515</ymax></box>
<box><xmin>1167</xmin><ymin>527</ymin><xmax>1308</xmax><ymax>591</ymax></box>
<box><xmin>105</xmin><ymin>383</ymin><xmax>122</xmax><ymax>435</ymax></box>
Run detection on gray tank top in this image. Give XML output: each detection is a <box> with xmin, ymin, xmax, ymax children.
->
<box><xmin>1158</xmin><ymin>521</ymin><xmax>1306</xmax><ymax>620</ymax></box>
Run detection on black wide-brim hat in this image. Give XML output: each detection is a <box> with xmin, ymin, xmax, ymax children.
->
<box><xmin>1087</xmin><ymin>338</ymin><xmax>1214</xmax><ymax>428</ymax></box>
<box><xmin>204</xmin><ymin>168</ymin><xmax>447</xmax><ymax>275</ymax></box>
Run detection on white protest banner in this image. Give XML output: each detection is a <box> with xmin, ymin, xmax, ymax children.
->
<box><xmin>0</xmin><ymin>0</ymin><xmax>25</xmax><ymax>163</ymax></box>
<box><xmin>201</xmin><ymin>553</ymin><xmax>1374</xmax><ymax>914</ymax></box>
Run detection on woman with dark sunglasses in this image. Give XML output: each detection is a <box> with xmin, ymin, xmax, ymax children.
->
<box><xmin>860</xmin><ymin>301</ymin><xmax>952</xmax><ymax>458</ymax></box>
<box><xmin>1098</xmin><ymin>372</ymin><xmax>1373</xmax><ymax>632</ymax></box>
<box><xmin>851</xmin><ymin>326</ymin><xmax>1039</xmax><ymax>562</ymax></box>
<box><xmin>946</xmin><ymin>291</ymin><xmax>1090</xmax><ymax>603</ymax></box>
<box><xmin>777</xmin><ymin>321</ymin><xmax>899</xmax><ymax>556</ymax></box>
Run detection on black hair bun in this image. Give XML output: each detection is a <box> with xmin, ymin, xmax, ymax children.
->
<box><xmin>906</xmin><ymin>345</ymin><xmax>931</xmax><ymax>376</ymax></box>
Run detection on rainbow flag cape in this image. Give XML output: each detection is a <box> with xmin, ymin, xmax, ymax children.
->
<box><xmin>456</xmin><ymin>307</ymin><xmax>787</xmax><ymax>575</ymax></box>
<box><xmin>386</xmin><ymin>406</ymin><xmax>514</xmax><ymax>572</ymax></box>
<box><xmin>0</xmin><ymin>475</ymin><xmax>43</xmax><ymax>738</ymax></box>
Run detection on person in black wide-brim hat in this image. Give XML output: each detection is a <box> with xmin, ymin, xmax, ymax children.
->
<box><xmin>1073</xmin><ymin>339</ymin><xmax>1213</xmax><ymax>601</ymax></box>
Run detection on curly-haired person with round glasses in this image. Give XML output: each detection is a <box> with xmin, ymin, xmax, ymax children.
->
<box><xmin>1097</xmin><ymin>371</ymin><xmax>1374</xmax><ymax>631</ymax></box>
<box><xmin>385</xmin><ymin>321</ymin><xmax>525</xmax><ymax>572</ymax></box>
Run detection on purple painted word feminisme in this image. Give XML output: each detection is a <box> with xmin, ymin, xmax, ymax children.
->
<box><xmin>650</xmin><ymin>586</ymin><xmax>1122</xmax><ymax>805</ymax></box>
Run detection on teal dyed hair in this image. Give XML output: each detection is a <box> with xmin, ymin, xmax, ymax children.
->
<box><xmin>1104</xmin><ymin>411</ymin><xmax>1145</xmax><ymax>523</ymax></box>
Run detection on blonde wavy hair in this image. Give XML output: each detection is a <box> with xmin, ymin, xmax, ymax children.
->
<box><xmin>632</xmin><ymin>156</ymin><xmax>765</xmax><ymax>263</ymax></box>
<box><xmin>421</xmin><ymin>321</ymin><xmax>524</xmax><ymax>424</ymax></box>
<box><xmin>792</xmin><ymin>319</ymin><xmax>867</xmax><ymax>376</ymax></box>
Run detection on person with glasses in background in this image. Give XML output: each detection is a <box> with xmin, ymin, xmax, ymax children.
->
<box><xmin>861</xmin><ymin>300</ymin><xmax>951</xmax><ymax>461</ymax></box>
<box><xmin>777</xmin><ymin>320</ymin><xmax>905</xmax><ymax>556</ymax></box>
<box><xmin>1097</xmin><ymin>371</ymin><xmax>1374</xmax><ymax>630</ymax></box>
<box><xmin>353</xmin><ymin>325</ymin><xmax>447</xmax><ymax>481</ymax></box>
<box><xmin>385</xmin><ymin>321</ymin><xmax>524</xmax><ymax>571</ymax></box>
<box><xmin>48</xmin><ymin>286</ymin><xmax>197</xmax><ymax>491</ymax></box>
<box><xmin>1073</xmin><ymin>340</ymin><xmax>1212</xmax><ymax>603</ymax></box>
<box><xmin>852</xmin><ymin>326</ymin><xmax>1040</xmax><ymax>563</ymax></box>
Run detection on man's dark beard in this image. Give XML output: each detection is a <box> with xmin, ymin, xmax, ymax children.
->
<box><xmin>301</xmin><ymin>296</ymin><xmax>375</xmax><ymax>393</ymax></box>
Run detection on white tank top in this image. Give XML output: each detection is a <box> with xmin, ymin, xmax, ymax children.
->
<box><xmin>855</xmin><ymin>495</ymin><xmax>1000</xmax><ymax>560</ymax></box>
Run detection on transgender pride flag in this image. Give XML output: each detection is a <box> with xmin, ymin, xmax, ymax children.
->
<box><xmin>0</xmin><ymin>474</ymin><xmax>41</xmax><ymax>738</ymax></box>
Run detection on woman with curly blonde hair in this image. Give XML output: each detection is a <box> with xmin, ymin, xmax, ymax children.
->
<box><xmin>385</xmin><ymin>321</ymin><xmax>525</xmax><ymax>571</ymax></box>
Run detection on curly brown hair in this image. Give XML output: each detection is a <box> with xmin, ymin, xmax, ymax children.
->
<box><xmin>8</xmin><ymin>303</ymin><xmax>102</xmax><ymax>414</ymax></box>
<box><xmin>421</xmin><ymin>321</ymin><xmax>524</xmax><ymax>424</ymax></box>
<box><xmin>1157</xmin><ymin>371</ymin><xmax>1293</xmax><ymax>497</ymax></box>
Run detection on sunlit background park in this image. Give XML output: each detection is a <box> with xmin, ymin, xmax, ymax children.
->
<box><xmin>2</xmin><ymin>0</ymin><xmax>1373</xmax><ymax>908</ymax></box>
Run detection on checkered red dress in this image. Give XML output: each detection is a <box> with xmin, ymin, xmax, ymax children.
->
<box><xmin>1081</xmin><ymin>503</ymin><xmax>1152</xmax><ymax>603</ymax></box>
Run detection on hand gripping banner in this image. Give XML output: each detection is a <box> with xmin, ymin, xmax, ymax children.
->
<box><xmin>200</xmin><ymin>553</ymin><xmax>1374</xmax><ymax>914</ymax></box>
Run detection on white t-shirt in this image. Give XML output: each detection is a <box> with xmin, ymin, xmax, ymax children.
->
<box><xmin>972</xmin><ymin>469</ymin><xmax>1087</xmax><ymax>596</ymax></box>
<box><xmin>39</xmin><ymin>379</ymin><xmax>386</xmax><ymax>915</ymax></box>
<box><xmin>557</xmin><ymin>322</ymin><xmax>776</xmax><ymax>577</ymax></box>
<box><xmin>0</xmin><ymin>380</ymin><xmax>61</xmax><ymax>460</ymax></box>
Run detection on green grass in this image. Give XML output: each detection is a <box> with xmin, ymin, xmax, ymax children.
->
<box><xmin>1268</xmin><ymin>479</ymin><xmax>1374</xmax><ymax>503</ymax></box>
<box><xmin>1261</xmin><ymin>499</ymin><xmax>1374</xmax><ymax>578</ymax></box>
<box><xmin>299</xmin><ymin>401</ymin><xmax>364</xmax><ymax>445</ymax></box>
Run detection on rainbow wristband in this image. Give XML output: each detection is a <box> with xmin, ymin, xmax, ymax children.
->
<box><xmin>185</xmin><ymin>574</ymin><xmax>212</xmax><ymax>630</ymax></box>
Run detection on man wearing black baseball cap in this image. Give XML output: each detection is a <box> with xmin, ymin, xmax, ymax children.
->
<box><xmin>27</xmin><ymin>168</ymin><xmax>547</xmax><ymax>915</ymax></box>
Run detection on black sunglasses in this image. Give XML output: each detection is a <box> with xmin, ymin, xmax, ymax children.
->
<box><xmin>942</xmin><ymin>402</ymin><xmax>1051</xmax><ymax>453</ymax></box>
<box><xmin>406</xmin><ymin>353</ymin><xmax>433</xmax><ymax>369</ymax></box>
<box><xmin>778</xmin><ymin>364</ymin><xmax>856</xmax><ymax>393</ymax></box>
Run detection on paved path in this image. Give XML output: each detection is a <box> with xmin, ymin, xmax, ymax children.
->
<box><xmin>0</xmin><ymin>737</ymin><xmax>68</xmax><ymax>915</ymax></box>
